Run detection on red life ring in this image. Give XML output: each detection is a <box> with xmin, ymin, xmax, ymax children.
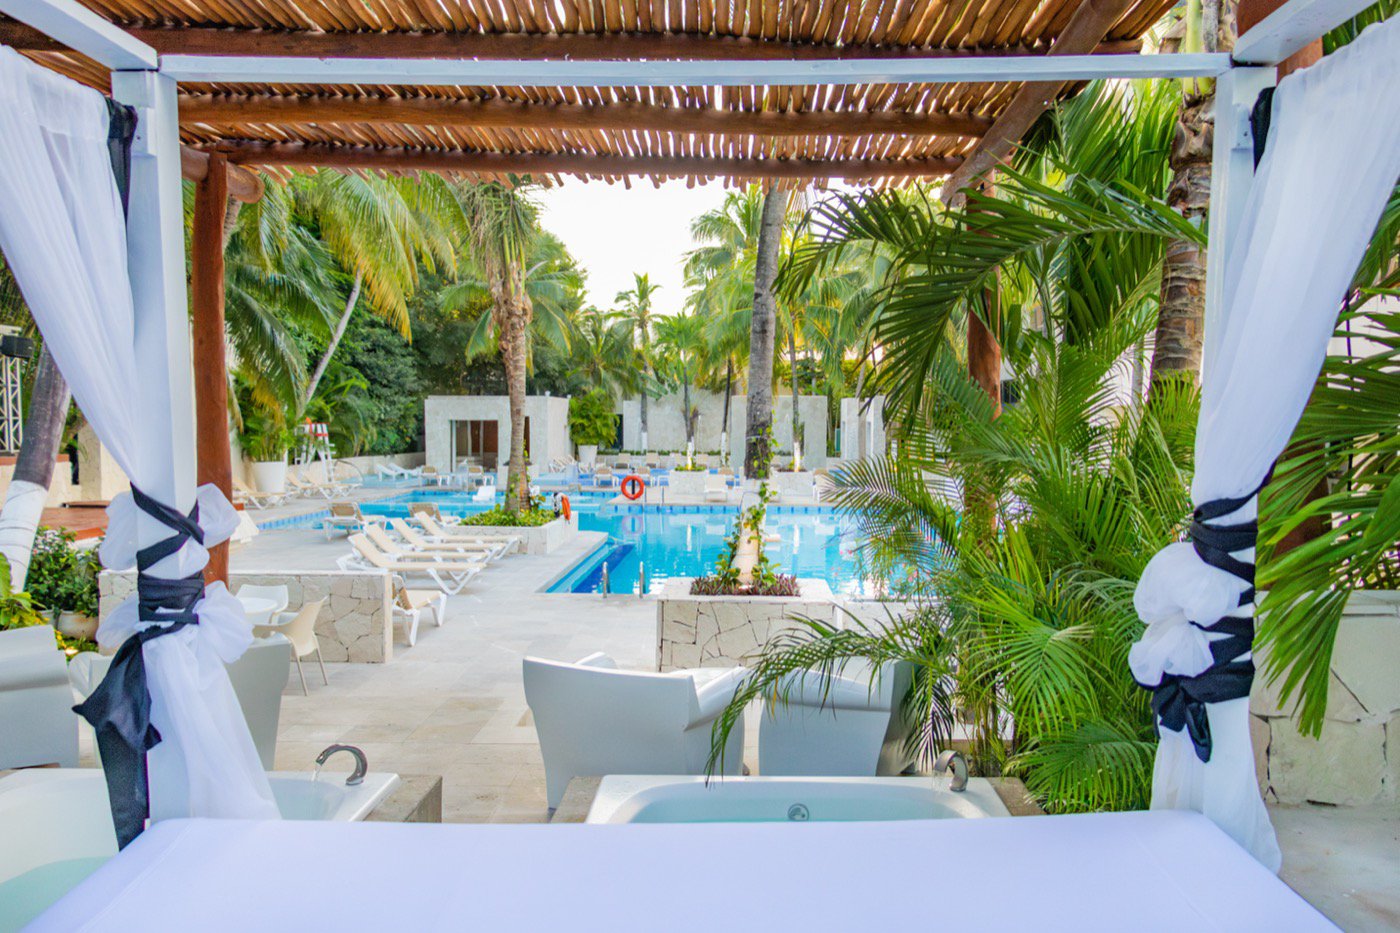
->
<box><xmin>560</xmin><ymin>495</ymin><xmax>572</xmax><ymax>520</ymax></box>
<box><xmin>620</xmin><ymin>475</ymin><xmax>646</xmax><ymax>501</ymax></box>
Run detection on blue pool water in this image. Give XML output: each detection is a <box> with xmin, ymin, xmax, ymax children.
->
<box><xmin>302</xmin><ymin>490</ymin><xmax>877</xmax><ymax>596</ymax></box>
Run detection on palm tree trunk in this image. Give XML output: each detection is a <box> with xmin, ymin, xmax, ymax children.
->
<box><xmin>788</xmin><ymin>323</ymin><xmax>801</xmax><ymax>463</ymax></box>
<box><xmin>721</xmin><ymin>358</ymin><xmax>733</xmax><ymax>462</ymax></box>
<box><xmin>303</xmin><ymin>269</ymin><xmax>363</xmax><ymax>409</ymax></box>
<box><xmin>638</xmin><ymin>314</ymin><xmax>650</xmax><ymax>453</ymax></box>
<box><xmin>682</xmin><ymin>374</ymin><xmax>692</xmax><ymax>447</ymax></box>
<box><xmin>744</xmin><ymin>189</ymin><xmax>786</xmax><ymax>479</ymax></box>
<box><xmin>500</xmin><ymin>275</ymin><xmax>534</xmax><ymax>512</ymax></box>
<box><xmin>0</xmin><ymin>346</ymin><xmax>71</xmax><ymax>587</ymax></box>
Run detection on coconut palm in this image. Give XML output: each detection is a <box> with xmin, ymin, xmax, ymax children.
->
<box><xmin>447</xmin><ymin>181</ymin><xmax>546</xmax><ymax>511</ymax></box>
<box><xmin>294</xmin><ymin>171</ymin><xmax>461</xmax><ymax>409</ymax></box>
<box><xmin>615</xmin><ymin>273</ymin><xmax>662</xmax><ymax>451</ymax></box>
<box><xmin>653</xmin><ymin>312</ymin><xmax>711</xmax><ymax>452</ymax></box>
<box><xmin>568</xmin><ymin>305</ymin><xmax>643</xmax><ymax>399</ymax></box>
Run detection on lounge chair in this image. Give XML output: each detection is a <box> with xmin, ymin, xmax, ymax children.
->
<box><xmin>703</xmin><ymin>473</ymin><xmax>730</xmax><ymax>503</ymax></box>
<box><xmin>0</xmin><ymin>626</ymin><xmax>77</xmax><ymax>770</ymax></box>
<box><xmin>523</xmin><ymin>652</ymin><xmax>749</xmax><ymax>809</ymax></box>
<box><xmin>387</xmin><ymin>518</ymin><xmax>505</xmax><ymax>561</ymax></box>
<box><xmin>421</xmin><ymin>465</ymin><xmax>451</xmax><ymax>487</ymax></box>
<box><xmin>286</xmin><ymin>470</ymin><xmax>350</xmax><ymax>499</ymax></box>
<box><xmin>391</xmin><ymin>575</ymin><xmax>447</xmax><ymax>647</ymax></box>
<box><xmin>413</xmin><ymin>514</ymin><xmax>522</xmax><ymax>556</ymax></box>
<box><xmin>232</xmin><ymin>475</ymin><xmax>286</xmax><ymax>509</ymax></box>
<box><xmin>472</xmin><ymin>484</ymin><xmax>496</xmax><ymax>503</ymax></box>
<box><xmin>345</xmin><ymin>534</ymin><xmax>484</xmax><ymax>596</ymax></box>
<box><xmin>594</xmin><ymin>466</ymin><xmax>616</xmax><ymax>488</ymax></box>
<box><xmin>376</xmin><ymin>462</ymin><xmax>424</xmax><ymax>482</ymax></box>
<box><xmin>321</xmin><ymin>500</ymin><xmax>379</xmax><ymax>539</ymax></box>
<box><xmin>759</xmin><ymin>661</ymin><xmax>915</xmax><ymax>777</ymax></box>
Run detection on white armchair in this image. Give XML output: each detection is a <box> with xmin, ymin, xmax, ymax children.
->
<box><xmin>0</xmin><ymin>626</ymin><xmax>77</xmax><ymax>769</ymax></box>
<box><xmin>524</xmin><ymin>652</ymin><xmax>748</xmax><ymax>808</ymax></box>
<box><xmin>759</xmin><ymin>660</ymin><xmax>915</xmax><ymax>777</ymax></box>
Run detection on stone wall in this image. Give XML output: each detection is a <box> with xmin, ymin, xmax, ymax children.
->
<box><xmin>1251</xmin><ymin>590</ymin><xmax>1400</xmax><ymax>805</ymax></box>
<box><xmin>838</xmin><ymin>396</ymin><xmax>886</xmax><ymax>462</ymax></box>
<box><xmin>656</xmin><ymin>578</ymin><xmax>835</xmax><ymax>672</ymax></box>
<box><xmin>460</xmin><ymin>514</ymin><xmax>577</xmax><ymax>555</ymax></box>
<box><xmin>101</xmin><ymin>568</ymin><xmax>395</xmax><ymax>663</ymax></box>
<box><xmin>424</xmin><ymin>395</ymin><xmax>570</xmax><ymax>475</ymax></box>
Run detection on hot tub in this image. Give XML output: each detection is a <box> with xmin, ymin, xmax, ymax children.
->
<box><xmin>0</xmin><ymin>768</ymin><xmax>400</xmax><ymax>929</ymax></box>
<box><xmin>584</xmin><ymin>775</ymin><xmax>1011</xmax><ymax>824</ymax></box>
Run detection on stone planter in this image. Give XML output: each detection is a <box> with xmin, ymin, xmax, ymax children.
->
<box><xmin>578</xmin><ymin>444</ymin><xmax>598</xmax><ymax>468</ymax></box>
<box><xmin>54</xmin><ymin>611</ymin><xmax>98</xmax><ymax>641</ymax></box>
<box><xmin>1250</xmin><ymin>589</ymin><xmax>1400</xmax><ymax>805</ymax></box>
<box><xmin>770</xmin><ymin>470</ymin><xmax>815</xmax><ymax>500</ymax></box>
<box><xmin>457</xmin><ymin>514</ymin><xmax>577</xmax><ymax>555</ymax></box>
<box><xmin>250</xmin><ymin>458</ymin><xmax>288</xmax><ymax>494</ymax></box>
<box><xmin>656</xmin><ymin>577</ymin><xmax>835</xmax><ymax>672</ymax></box>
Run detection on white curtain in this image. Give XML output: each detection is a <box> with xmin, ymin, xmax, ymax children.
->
<box><xmin>1131</xmin><ymin>17</ymin><xmax>1400</xmax><ymax>869</ymax></box>
<box><xmin>0</xmin><ymin>48</ymin><xmax>277</xmax><ymax>824</ymax></box>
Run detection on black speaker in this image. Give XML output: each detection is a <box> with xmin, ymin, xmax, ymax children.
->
<box><xmin>0</xmin><ymin>335</ymin><xmax>34</xmax><ymax>360</ymax></box>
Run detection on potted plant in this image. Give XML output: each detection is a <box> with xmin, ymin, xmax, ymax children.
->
<box><xmin>240</xmin><ymin>407</ymin><xmax>292</xmax><ymax>494</ymax></box>
<box><xmin>569</xmin><ymin>388</ymin><xmax>615</xmax><ymax>469</ymax></box>
<box><xmin>26</xmin><ymin>528</ymin><xmax>101</xmax><ymax>642</ymax></box>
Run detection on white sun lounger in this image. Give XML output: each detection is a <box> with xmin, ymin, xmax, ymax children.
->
<box><xmin>413</xmin><ymin>514</ymin><xmax>521</xmax><ymax>556</ymax></box>
<box><xmin>344</xmin><ymin>534</ymin><xmax>484</xmax><ymax>596</ymax></box>
<box><xmin>387</xmin><ymin>518</ymin><xmax>503</xmax><ymax>561</ymax></box>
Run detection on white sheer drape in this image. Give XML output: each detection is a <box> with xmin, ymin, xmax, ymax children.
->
<box><xmin>1131</xmin><ymin>17</ymin><xmax>1400</xmax><ymax>869</ymax></box>
<box><xmin>0</xmin><ymin>47</ymin><xmax>276</xmax><ymax>822</ymax></box>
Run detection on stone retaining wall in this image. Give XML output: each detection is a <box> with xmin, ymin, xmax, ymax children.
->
<box><xmin>459</xmin><ymin>514</ymin><xmax>577</xmax><ymax>555</ymax></box>
<box><xmin>100</xmin><ymin>568</ymin><xmax>395</xmax><ymax>663</ymax></box>
<box><xmin>1251</xmin><ymin>590</ymin><xmax>1399</xmax><ymax>805</ymax></box>
<box><xmin>656</xmin><ymin>578</ymin><xmax>835</xmax><ymax>672</ymax></box>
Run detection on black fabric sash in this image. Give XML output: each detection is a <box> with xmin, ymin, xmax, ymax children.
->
<box><xmin>1137</xmin><ymin>471</ymin><xmax>1271</xmax><ymax>763</ymax></box>
<box><xmin>72</xmin><ymin>487</ymin><xmax>205</xmax><ymax>849</ymax></box>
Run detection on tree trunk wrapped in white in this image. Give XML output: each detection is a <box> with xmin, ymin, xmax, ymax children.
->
<box><xmin>1130</xmin><ymin>17</ymin><xmax>1400</xmax><ymax>870</ymax></box>
<box><xmin>0</xmin><ymin>47</ymin><xmax>276</xmax><ymax>843</ymax></box>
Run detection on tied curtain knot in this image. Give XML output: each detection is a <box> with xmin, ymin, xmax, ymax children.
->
<box><xmin>72</xmin><ymin>486</ymin><xmax>206</xmax><ymax>848</ymax></box>
<box><xmin>1139</xmin><ymin>472</ymin><xmax>1270</xmax><ymax>763</ymax></box>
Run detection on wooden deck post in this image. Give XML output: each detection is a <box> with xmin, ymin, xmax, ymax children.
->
<box><xmin>191</xmin><ymin>151</ymin><xmax>231</xmax><ymax>585</ymax></box>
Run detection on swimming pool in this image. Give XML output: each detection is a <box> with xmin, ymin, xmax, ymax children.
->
<box><xmin>290</xmin><ymin>490</ymin><xmax>878</xmax><ymax>596</ymax></box>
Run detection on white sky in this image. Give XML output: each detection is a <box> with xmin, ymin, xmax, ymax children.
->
<box><xmin>535</xmin><ymin>180</ymin><xmax>729</xmax><ymax>318</ymax></box>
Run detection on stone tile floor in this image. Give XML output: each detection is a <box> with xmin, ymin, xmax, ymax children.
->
<box><xmin>198</xmin><ymin>503</ymin><xmax>1400</xmax><ymax>926</ymax></box>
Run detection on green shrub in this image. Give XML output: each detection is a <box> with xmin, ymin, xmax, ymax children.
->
<box><xmin>689</xmin><ymin>574</ymin><xmax>799</xmax><ymax>597</ymax></box>
<box><xmin>461</xmin><ymin>507</ymin><xmax>557</xmax><ymax>528</ymax></box>
<box><xmin>568</xmin><ymin>389</ymin><xmax>617</xmax><ymax>448</ymax></box>
<box><xmin>27</xmin><ymin>528</ymin><xmax>100</xmax><ymax>617</ymax></box>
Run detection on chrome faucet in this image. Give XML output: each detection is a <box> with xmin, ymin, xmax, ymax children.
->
<box><xmin>933</xmin><ymin>749</ymin><xmax>968</xmax><ymax>792</ymax></box>
<box><xmin>316</xmin><ymin>744</ymin><xmax>367</xmax><ymax>786</ymax></box>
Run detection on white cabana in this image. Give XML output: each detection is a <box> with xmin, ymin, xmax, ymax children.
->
<box><xmin>1129</xmin><ymin>14</ymin><xmax>1400</xmax><ymax>870</ymax></box>
<box><xmin>0</xmin><ymin>47</ymin><xmax>277</xmax><ymax>846</ymax></box>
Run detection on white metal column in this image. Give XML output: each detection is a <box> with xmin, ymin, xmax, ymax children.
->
<box><xmin>111</xmin><ymin>68</ymin><xmax>200</xmax><ymax>823</ymax></box>
<box><xmin>1201</xmin><ymin>67</ymin><xmax>1276</xmax><ymax>386</ymax></box>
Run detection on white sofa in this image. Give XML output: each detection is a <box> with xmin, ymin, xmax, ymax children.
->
<box><xmin>0</xmin><ymin>626</ymin><xmax>78</xmax><ymax>770</ymax></box>
<box><xmin>69</xmin><ymin>635</ymin><xmax>292</xmax><ymax>770</ymax></box>
<box><xmin>524</xmin><ymin>652</ymin><xmax>748</xmax><ymax>808</ymax></box>
<box><xmin>759</xmin><ymin>660</ymin><xmax>915</xmax><ymax>776</ymax></box>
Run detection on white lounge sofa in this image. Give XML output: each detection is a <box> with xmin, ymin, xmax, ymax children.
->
<box><xmin>69</xmin><ymin>635</ymin><xmax>293</xmax><ymax>770</ymax></box>
<box><xmin>759</xmin><ymin>660</ymin><xmax>915</xmax><ymax>777</ymax></box>
<box><xmin>0</xmin><ymin>626</ymin><xmax>78</xmax><ymax>770</ymax></box>
<box><xmin>524</xmin><ymin>652</ymin><xmax>748</xmax><ymax>809</ymax></box>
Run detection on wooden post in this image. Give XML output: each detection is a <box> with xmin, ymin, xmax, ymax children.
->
<box><xmin>191</xmin><ymin>151</ymin><xmax>231</xmax><ymax>585</ymax></box>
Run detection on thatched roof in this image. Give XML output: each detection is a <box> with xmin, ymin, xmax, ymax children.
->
<box><xmin>2</xmin><ymin>0</ymin><xmax>1176</xmax><ymax>186</ymax></box>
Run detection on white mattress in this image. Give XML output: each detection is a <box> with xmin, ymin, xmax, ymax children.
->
<box><xmin>30</xmin><ymin>810</ymin><xmax>1334</xmax><ymax>932</ymax></box>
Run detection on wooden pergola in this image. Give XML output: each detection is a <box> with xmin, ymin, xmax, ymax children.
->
<box><xmin>0</xmin><ymin>0</ymin><xmax>1362</xmax><ymax>588</ymax></box>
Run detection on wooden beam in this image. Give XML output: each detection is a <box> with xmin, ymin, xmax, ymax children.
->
<box><xmin>190</xmin><ymin>152</ymin><xmax>232</xmax><ymax>586</ymax></box>
<box><xmin>939</xmin><ymin>0</ymin><xmax>1139</xmax><ymax>205</ymax></box>
<box><xmin>211</xmin><ymin>142</ymin><xmax>963</xmax><ymax>180</ymax></box>
<box><xmin>180</xmin><ymin>146</ymin><xmax>264</xmax><ymax>203</ymax></box>
<box><xmin>0</xmin><ymin>20</ymin><xmax>1140</xmax><ymax>61</ymax></box>
<box><xmin>179</xmin><ymin>94</ymin><xmax>992</xmax><ymax>139</ymax></box>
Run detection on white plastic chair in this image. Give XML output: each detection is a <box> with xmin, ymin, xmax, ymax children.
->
<box><xmin>758</xmin><ymin>660</ymin><xmax>916</xmax><ymax>777</ymax></box>
<box><xmin>256</xmin><ymin>598</ymin><xmax>328</xmax><ymax>695</ymax></box>
<box><xmin>236</xmin><ymin>583</ymin><xmax>290</xmax><ymax>619</ymax></box>
<box><xmin>523</xmin><ymin>652</ymin><xmax>748</xmax><ymax>808</ymax></box>
<box><xmin>0</xmin><ymin>626</ymin><xmax>78</xmax><ymax>769</ymax></box>
<box><xmin>391</xmin><ymin>576</ymin><xmax>447</xmax><ymax>647</ymax></box>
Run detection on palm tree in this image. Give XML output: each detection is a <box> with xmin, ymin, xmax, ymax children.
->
<box><xmin>567</xmin><ymin>305</ymin><xmax>643</xmax><ymax>399</ymax></box>
<box><xmin>654</xmin><ymin>312</ymin><xmax>710</xmax><ymax>453</ymax></box>
<box><xmin>449</xmin><ymin>181</ymin><xmax>545</xmax><ymax>511</ymax></box>
<box><xmin>293</xmin><ymin>171</ymin><xmax>460</xmax><ymax>409</ymax></box>
<box><xmin>615</xmin><ymin>273</ymin><xmax>661</xmax><ymax>452</ymax></box>
<box><xmin>746</xmin><ymin>189</ymin><xmax>788</xmax><ymax>478</ymax></box>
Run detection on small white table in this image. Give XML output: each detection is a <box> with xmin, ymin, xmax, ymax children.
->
<box><xmin>236</xmin><ymin>596</ymin><xmax>279</xmax><ymax>629</ymax></box>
